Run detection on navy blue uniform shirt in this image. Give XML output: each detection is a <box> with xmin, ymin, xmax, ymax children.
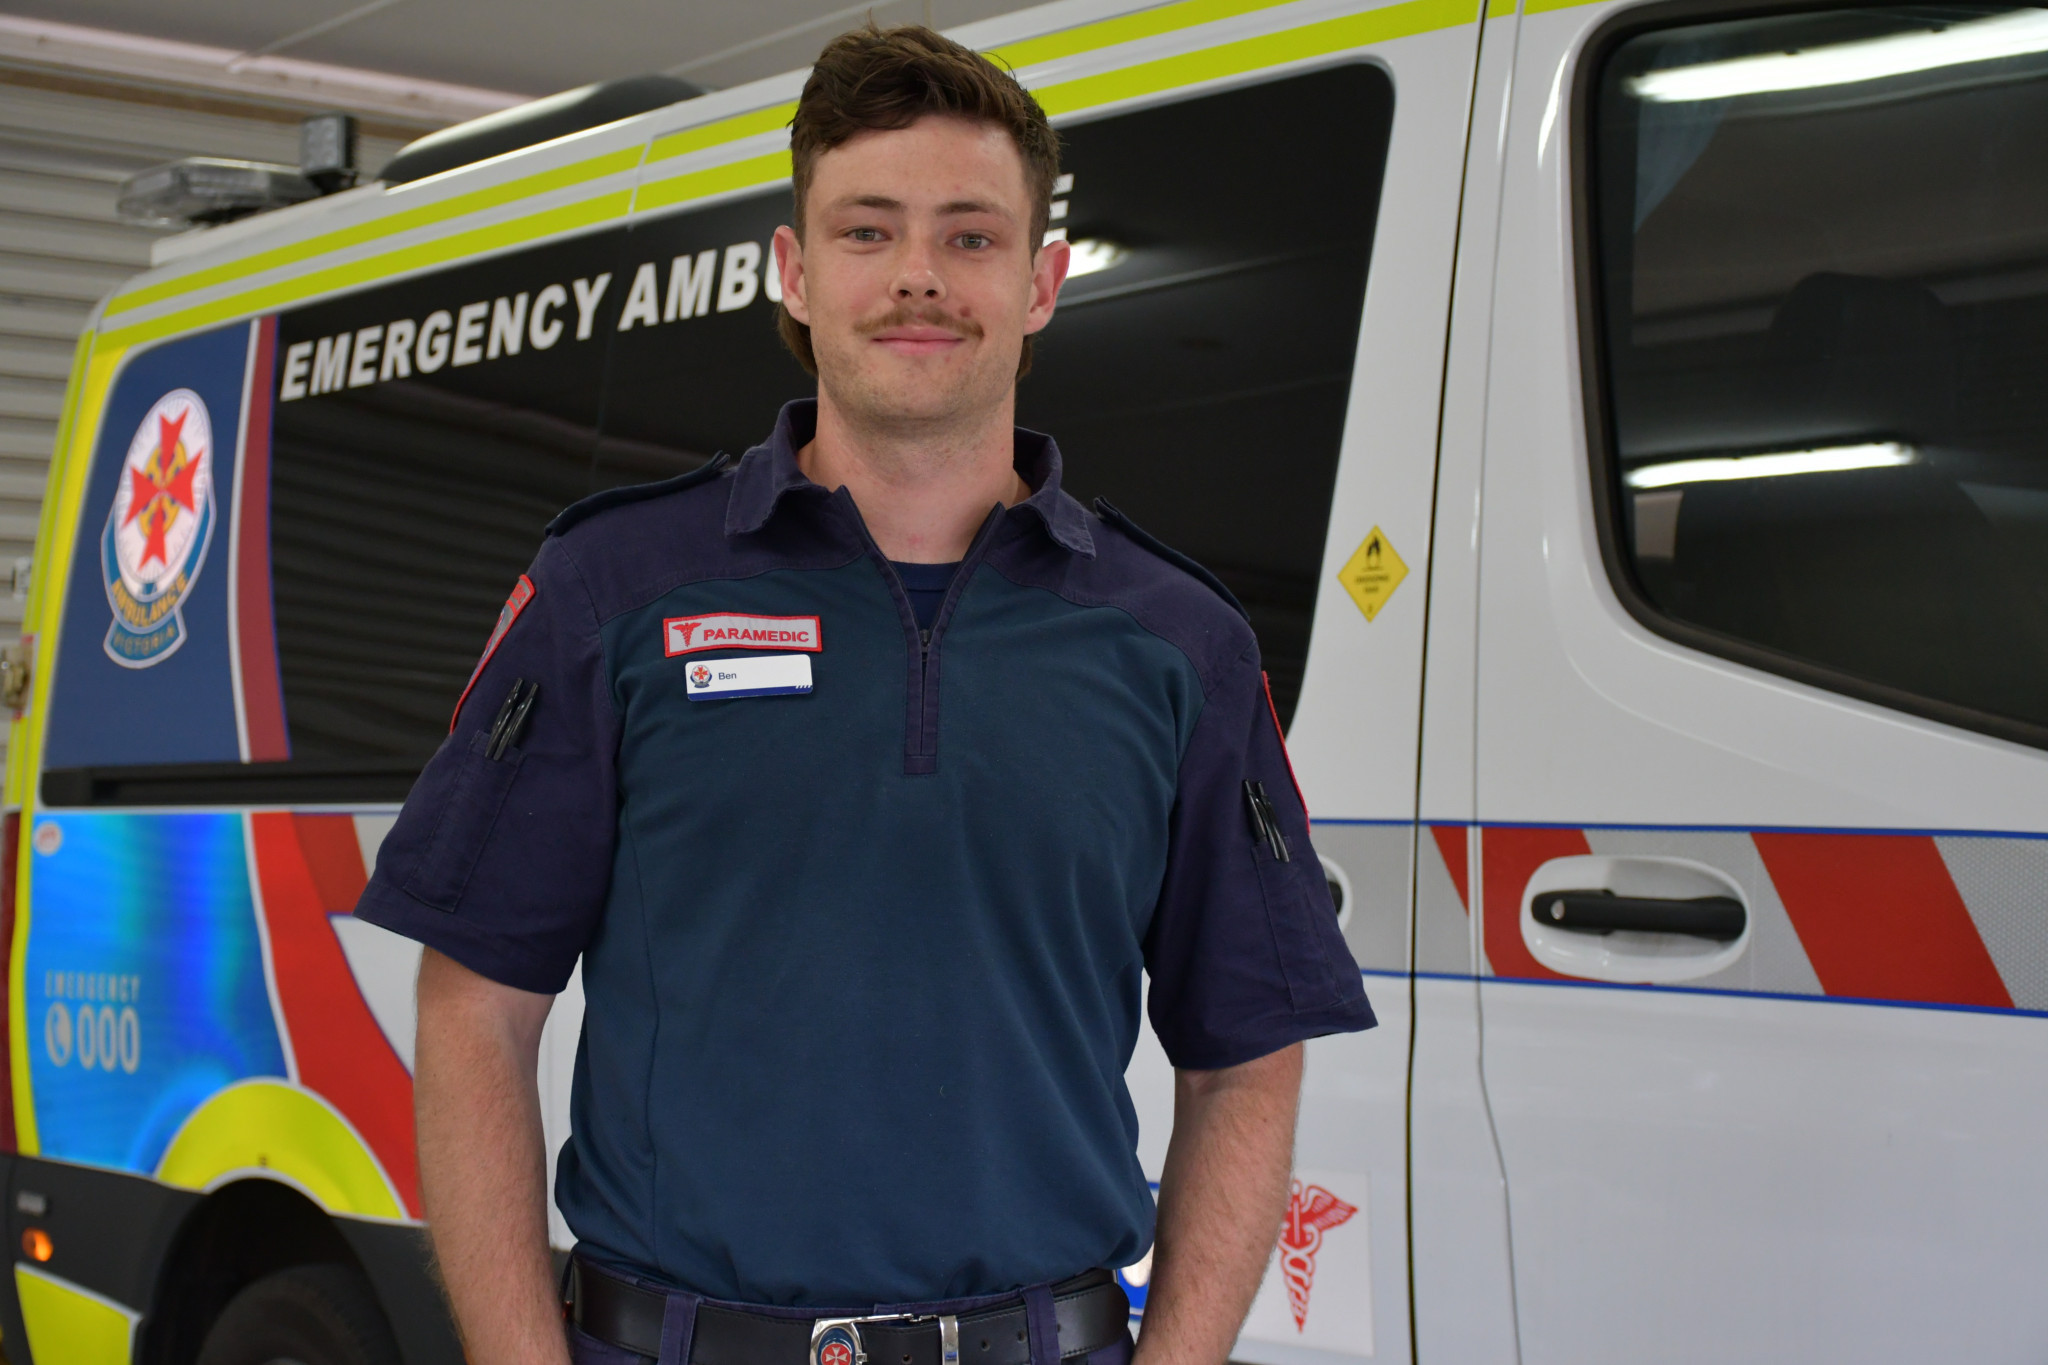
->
<box><xmin>356</xmin><ymin>400</ymin><xmax>1375</xmax><ymax>1307</ymax></box>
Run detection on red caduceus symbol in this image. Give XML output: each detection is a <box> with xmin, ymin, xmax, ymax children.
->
<box><xmin>1278</xmin><ymin>1179</ymin><xmax>1357</xmax><ymax>1332</ymax></box>
<box><xmin>820</xmin><ymin>1341</ymin><xmax>853</xmax><ymax>1365</ymax></box>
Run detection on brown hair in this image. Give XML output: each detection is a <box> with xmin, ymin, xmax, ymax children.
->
<box><xmin>778</xmin><ymin>23</ymin><xmax>1061</xmax><ymax>376</ymax></box>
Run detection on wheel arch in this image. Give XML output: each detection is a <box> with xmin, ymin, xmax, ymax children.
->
<box><xmin>137</xmin><ymin>1175</ymin><xmax>364</xmax><ymax>1365</ymax></box>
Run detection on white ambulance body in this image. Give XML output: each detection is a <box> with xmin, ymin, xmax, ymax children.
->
<box><xmin>12</xmin><ymin>0</ymin><xmax>2047</xmax><ymax>1360</ymax></box>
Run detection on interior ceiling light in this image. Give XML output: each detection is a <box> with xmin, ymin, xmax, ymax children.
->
<box><xmin>1628</xmin><ymin>7</ymin><xmax>2048</xmax><ymax>102</ymax></box>
<box><xmin>1060</xmin><ymin>236</ymin><xmax>1130</xmax><ymax>277</ymax></box>
<box><xmin>1625</xmin><ymin>442</ymin><xmax>1915</xmax><ymax>489</ymax></box>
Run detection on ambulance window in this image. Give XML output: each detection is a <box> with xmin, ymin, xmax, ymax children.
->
<box><xmin>262</xmin><ymin>233</ymin><xmax>620</xmax><ymax>773</ymax></box>
<box><xmin>597</xmin><ymin>65</ymin><xmax>1394</xmax><ymax>724</ymax></box>
<box><xmin>1590</xmin><ymin>7</ymin><xmax>2048</xmax><ymax>746</ymax></box>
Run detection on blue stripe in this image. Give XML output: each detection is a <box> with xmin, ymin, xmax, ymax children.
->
<box><xmin>1405</xmin><ymin>817</ymin><xmax>2048</xmax><ymax>840</ymax></box>
<box><xmin>1470</xmin><ymin>972</ymin><xmax>2048</xmax><ymax>1020</ymax></box>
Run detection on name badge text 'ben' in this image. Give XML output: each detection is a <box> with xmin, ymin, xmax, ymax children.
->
<box><xmin>665</xmin><ymin>612</ymin><xmax>821</xmax><ymax>656</ymax></box>
<box><xmin>684</xmin><ymin>654</ymin><xmax>813</xmax><ymax>700</ymax></box>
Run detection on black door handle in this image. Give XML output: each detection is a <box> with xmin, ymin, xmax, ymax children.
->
<box><xmin>1529</xmin><ymin>890</ymin><xmax>1746</xmax><ymax>942</ymax></box>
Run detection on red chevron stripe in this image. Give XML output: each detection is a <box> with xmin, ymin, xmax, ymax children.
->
<box><xmin>1430</xmin><ymin>825</ymin><xmax>1470</xmax><ymax>911</ymax></box>
<box><xmin>1481</xmin><ymin>827</ymin><xmax>1590</xmax><ymax>980</ymax></box>
<box><xmin>250</xmin><ymin>813</ymin><xmax>419</xmax><ymax>1213</ymax></box>
<box><xmin>1754</xmin><ymin>832</ymin><xmax>2010</xmax><ymax>1008</ymax></box>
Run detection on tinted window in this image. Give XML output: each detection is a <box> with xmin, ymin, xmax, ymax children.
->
<box><xmin>268</xmin><ymin>231</ymin><xmax>628</xmax><ymax>767</ymax></box>
<box><xmin>603</xmin><ymin>65</ymin><xmax>1394</xmax><ymax>723</ymax></box>
<box><xmin>1592</xmin><ymin>7</ymin><xmax>2048</xmax><ymax>742</ymax></box>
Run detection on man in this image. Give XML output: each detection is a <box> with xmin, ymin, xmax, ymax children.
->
<box><xmin>354</xmin><ymin>24</ymin><xmax>1375</xmax><ymax>1365</ymax></box>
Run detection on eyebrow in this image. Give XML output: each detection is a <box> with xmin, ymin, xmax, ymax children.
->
<box><xmin>830</xmin><ymin>194</ymin><xmax>1014</xmax><ymax>219</ymax></box>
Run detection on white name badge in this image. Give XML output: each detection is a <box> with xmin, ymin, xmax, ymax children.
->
<box><xmin>683</xmin><ymin>653</ymin><xmax>813</xmax><ymax>700</ymax></box>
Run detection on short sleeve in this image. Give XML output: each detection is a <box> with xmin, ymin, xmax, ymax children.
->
<box><xmin>352</xmin><ymin>536</ymin><xmax>618</xmax><ymax>994</ymax></box>
<box><xmin>1143</xmin><ymin>646</ymin><xmax>1377</xmax><ymax>1068</ymax></box>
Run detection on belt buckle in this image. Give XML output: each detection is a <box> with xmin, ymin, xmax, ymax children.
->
<box><xmin>809</xmin><ymin>1312</ymin><xmax>957</xmax><ymax>1365</ymax></box>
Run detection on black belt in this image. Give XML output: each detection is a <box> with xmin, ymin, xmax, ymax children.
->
<box><xmin>569</xmin><ymin>1259</ymin><xmax>1129</xmax><ymax>1365</ymax></box>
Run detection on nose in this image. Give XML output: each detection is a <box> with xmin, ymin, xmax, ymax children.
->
<box><xmin>892</xmin><ymin>239</ymin><xmax>945</xmax><ymax>302</ymax></box>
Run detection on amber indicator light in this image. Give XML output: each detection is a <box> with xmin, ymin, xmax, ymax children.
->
<box><xmin>21</xmin><ymin>1227</ymin><xmax>51</xmax><ymax>1262</ymax></box>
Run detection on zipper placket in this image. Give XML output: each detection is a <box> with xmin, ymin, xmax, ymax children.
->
<box><xmin>840</xmin><ymin>493</ymin><xmax>1005</xmax><ymax>775</ymax></box>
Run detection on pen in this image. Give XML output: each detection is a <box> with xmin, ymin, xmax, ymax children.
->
<box><xmin>1243</xmin><ymin>781</ymin><xmax>1290</xmax><ymax>862</ymax></box>
<box><xmin>491</xmin><ymin>681</ymin><xmax>540</xmax><ymax>760</ymax></box>
<box><xmin>484</xmin><ymin>678</ymin><xmax>525</xmax><ymax>756</ymax></box>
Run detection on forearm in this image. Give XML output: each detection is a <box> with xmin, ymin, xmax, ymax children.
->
<box><xmin>1134</xmin><ymin>1044</ymin><xmax>1304</xmax><ymax>1365</ymax></box>
<box><xmin>415</xmin><ymin>948</ymin><xmax>566</xmax><ymax>1365</ymax></box>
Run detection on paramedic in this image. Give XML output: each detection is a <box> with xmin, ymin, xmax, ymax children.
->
<box><xmin>353</xmin><ymin>23</ymin><xmax>1375</xmax><ymax>1365</ymax></box>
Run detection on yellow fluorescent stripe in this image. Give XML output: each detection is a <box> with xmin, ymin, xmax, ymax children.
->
<box><xmin>1522</xmin><ymin>0</ymin><xmax>1605</xmax><ymax>13</ymax></box>
<box><xmin>991</xmin><ymin>0</ymin><xmax>1312</xmax><ymax>70</ymax></box>
<box><xmin>105</xmin><ymin>148</ymin><xmax>644</xmax><ymax>320</ymax></box>
<box><xmin>1486</xmin><ymin>0</ymin><xmax>1516</xmax><ymax>17</ymax></box>
<box><xmin>16</xmin><ymin>1265</ymin><xmax>139</xmax><ymax>1365</ymax></box>
<box><xmin>648</xmin><ymin>103</ymin><xmax>796</xmax><ymax>165</ymax></box>
<box><xmin>101</xmin><ymin>193</ymin><xmax>632</xmax><ymax>352</ymax></box>
<box><xmin>635</xmin><ymin>150</ymin><xmax>793</xmax><ymax>213</ymax></box>
<box><xmin>1034</xmin><ymin>0</ymin><xmax>1479</xmax><ymax>115</ymax></box>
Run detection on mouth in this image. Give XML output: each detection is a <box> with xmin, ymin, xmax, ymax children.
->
<box><xmin>870</xmin><ymin>325</ymin><xmax>968</xmax><ymax>356</ymax></box>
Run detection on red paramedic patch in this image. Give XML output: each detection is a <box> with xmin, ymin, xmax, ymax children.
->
<box><xmin>450</xmin><ymin>575</ymin><xmax>534</xmax><ymax>731</ymax></box>
<box><xmin>664</xmin><ymin>612</ymin><xmax>821</xmax><ymax>656</ymax></box>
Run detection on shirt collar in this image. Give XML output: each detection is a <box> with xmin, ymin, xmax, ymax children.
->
<box><xmin>725</xmin><ymin>399</ymin><xmax>1095</xmax><ymax>558</ymax></box>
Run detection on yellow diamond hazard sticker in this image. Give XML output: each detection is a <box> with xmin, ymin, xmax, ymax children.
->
<box><xmin>1338</xmin><ymin>526</ymin><xmax>1408</xmax><ymax>622</ymax></box>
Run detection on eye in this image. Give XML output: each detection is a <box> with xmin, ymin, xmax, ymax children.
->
<box><xmin>956</xmin><ymin>232</ymin><xmax>992</xmax><ymax>250</ymax></box>
<box><xmin>847</xmin><ymin>227</ymin><xmax>884</xmax><ymax>243</ymax></box>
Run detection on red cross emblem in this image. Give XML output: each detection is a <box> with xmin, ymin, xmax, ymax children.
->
<box><xmin>124</xmin><ymin>409</ymin><xmax>202</xmax><ymax>571</ymax></box>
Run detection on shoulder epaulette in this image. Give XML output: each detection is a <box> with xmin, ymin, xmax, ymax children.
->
<box><xmin>546</xmin><ymin>452</ymin><xmax>732</xmax><ymax>537</ymax></box>
<box><xmin>1093</xmin><ymin>497</ymin><xmax>1250</xmax><ymax>622</ymax></box>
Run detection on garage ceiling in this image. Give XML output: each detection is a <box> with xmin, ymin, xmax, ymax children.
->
<box><xmin>0</xmin><ymin>0</ymin><xmax>1030</xmax><ymax>101</ymax></box>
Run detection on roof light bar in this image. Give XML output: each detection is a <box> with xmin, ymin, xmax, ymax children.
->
<box><xmin>117</xmin><ymin>158</ymin><xmax>318</xmax><ymax>228</ymax></box>
<box><xmin>1624</xmin><ymin>442</ymin><xmax>1916</xmax><ymax>489</ymax></box>
<box><xmin>1628</xmin><ymin>7</ymin><xmax>2048</xmax><ymax>102</ymax></box>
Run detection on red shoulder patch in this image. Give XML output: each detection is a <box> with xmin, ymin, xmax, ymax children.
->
<box><xmin>1263</xmin><ymin>671</ymin><xmax>1310</xmax><ymax>833</ymax></box>
<box><xmin>450</xmin><ymin>575</ymin><xmax>534</xmax><ymax>731</ymax></box>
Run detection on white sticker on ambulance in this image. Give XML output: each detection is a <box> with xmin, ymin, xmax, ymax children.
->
<box><xmin>665</xmin><ymin>612</ymin><xmax>821</xmax><ymax>656</ymax></box>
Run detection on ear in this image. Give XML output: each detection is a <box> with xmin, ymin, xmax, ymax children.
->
<box><xmin>1023</xmin><ymin>236</ymin><xmax>1070</xmax><ymax>337</ymax></box>
<box><xmin>773</xmin><ymin>225</ymin><xmax>810</xmax><ymax>325</ymax></box>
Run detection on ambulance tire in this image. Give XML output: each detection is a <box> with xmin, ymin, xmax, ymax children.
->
<box><xmin>195</xmin><ymin>1263</ymin><xmax>402</xmax><ymax>1365</ymax></box>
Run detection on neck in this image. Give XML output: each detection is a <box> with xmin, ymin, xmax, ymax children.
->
<box><xmin>798</xmin><ymin>389</ymin><xmax>1029</xmax><ymax>563</ymax></box>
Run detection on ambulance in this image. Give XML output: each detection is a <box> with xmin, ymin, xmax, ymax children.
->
<box><xmin>8</xmin><ymin>0</ymin><xmax>2046</xmax><ymax>1358</ymax></box>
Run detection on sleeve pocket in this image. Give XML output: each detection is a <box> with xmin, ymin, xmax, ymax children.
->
<box><xmin>402</xmin><ymin>733</ymin><xmax>524</xmax><ymax>912</ymax></box>
<box><xmin>1255</xmin><ymin>850</ymin><xmax>1340</xmax><ymax>1011</ymax></box>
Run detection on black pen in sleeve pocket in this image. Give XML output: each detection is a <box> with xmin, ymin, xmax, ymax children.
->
<box><xmin>490</xmin><ymin>681</ymin><xmax>540</xmax><ymax>760</ymax></box>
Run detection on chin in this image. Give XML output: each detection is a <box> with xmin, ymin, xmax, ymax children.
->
<box><xmin>829</xmin><ymin>362</ymin><xmax>1006</xmax><ymax>428</ymax></box>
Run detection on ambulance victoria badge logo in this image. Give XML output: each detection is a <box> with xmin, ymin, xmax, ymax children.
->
<box><xmin>101</xmin><ymin>389</ymin><xmax>216</xmax><ymax>667</ymax></box>
<box><xmin>1279</xmin><ymin>1179</ymin><xmax>1357</xmax><ymax>1332</ymax></box>
<box><xmin>690</xmin><ymin>664</ymin><xmax>713</xmax><ymax>689</ymax></box>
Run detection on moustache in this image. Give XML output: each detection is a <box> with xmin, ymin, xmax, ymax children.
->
<box><xmin>855</xmin><ymin>305</ymin><xmax>983</xmax><ymax>341</ymax></box>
